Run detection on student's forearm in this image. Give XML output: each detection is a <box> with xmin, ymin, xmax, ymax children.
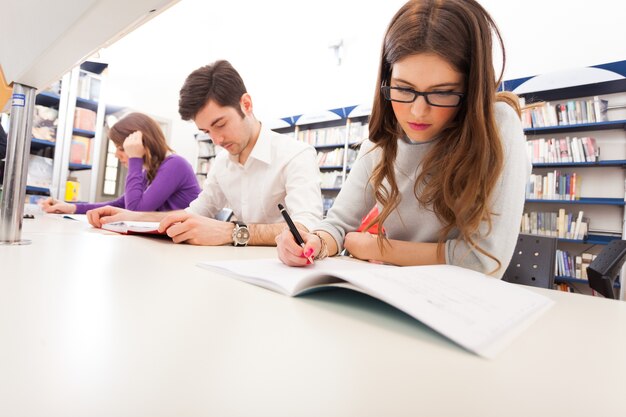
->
<box><xmin>139</xmin><ymin>210</ymin><xmax>184</xmax><ymax>222</ymax></box>
<box><xmin>248</xmin><ymin>223</ymin><xmax>289</xmax><ymax>246</ymax></box>
<box><xmin>316</xmin><ymin>230</ymin><xmax>340</xmax><ymax>257</ymax></box>
<box><xmin>371</xmin><ymin>239</ymin><xmax>445</xmax><ymax>266</ymax></box>
<box><xmin>247</xmin><ymin>222</ymin><xmax>313</xmax><ymax>246</ymax></box>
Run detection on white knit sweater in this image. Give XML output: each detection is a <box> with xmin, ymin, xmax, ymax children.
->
<box><xmin>316</xmin><ymin>102</ymin><xmax>531</xmax><ymax>277</ymax></box>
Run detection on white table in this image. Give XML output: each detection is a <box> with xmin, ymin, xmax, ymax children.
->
<box><xmin>1</xmin><ymin>215</ymin><xmax>625</xmax><ymax>417</ymax></box>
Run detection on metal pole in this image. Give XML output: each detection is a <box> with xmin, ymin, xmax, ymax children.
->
<box><xmin>0</xmin><ymin>83</ymin><xmax>36</xmax><ymax>245</ymax></box>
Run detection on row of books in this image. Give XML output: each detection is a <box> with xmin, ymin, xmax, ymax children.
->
<box><xmin>196</xmin><ymin>159</ymin><xmax>211</xmax><ymax>175</ymax></box>
<box><xmin>32</xmin><ymin>105</ymin><xmax>58</xmax><ymax>141</ymax></box>
<box><xmin>298</xmin><ymin>126</ymin><xmax>346</xmax><ymax>147</ymax></box>
<box><xmin>521</xmin><ymin>96</ymin><xmax>608</xmax><ymax>129</ymax></box>
<box><xmin>73</xmin><ymin>107</ymin><xmax>97</xmax><ymax>132</ymax></box>
<box><xmin>347</xmin><ymin>121</ymin><xmax>369</xmax><ymax>143</ymax></box>
<box><xmin>555</xmin><ymin>250</ymin><xmax>596</xmax><ymax>279</ymax></box>
<box><xmin>320</xmin><ymin>171</ymin><xmax>343</xmax><ymax>189</ymax></box>
<box><xmin>77</xmin><ymin>72</ymin><xmax>102</xmax><ymax>102</ymax></box>
<box><xmin>526</xmin><ymin>172</ymin><xmax>581</xmax><ymax>200</ymax></box>
<box><xmin>197</xmin><ymin>141</ymin><xmax>215</xmax><ymax>158</ymax></box>
<box><xmin>316</xmin><ymin>147</ymin><xmax>358</xmax><ymax>168</ymax></box>
<box><xmin>526</xmin><ymin>136</ymin><xmax>598</xmax><ymax>164</ymax></box>
<box><xmin>554</xmin><ymin>283</ymin><xmax>575</xmax><ymax>293</ymax></box>
<box><xmin>520</xmin><ymin>209</ymin><xmax>588</xmax><ymax>240</ymax></box>
<box><xmin>69</xmin><ymin>136</ymin><xmax>92</xmax><ymax>165</ymax></box>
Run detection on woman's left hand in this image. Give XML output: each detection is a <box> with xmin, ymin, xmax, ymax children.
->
<box><xmin>343</xmin><ymin>231</ymin><xmax>380</xmax><ymax>261</ymax></box>
<box><xmin>123</xmin><ymin>131</ymin><xmax>145</xmax><ymax>158</ymax></box>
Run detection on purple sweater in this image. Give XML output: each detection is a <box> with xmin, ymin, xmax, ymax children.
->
<box><xmin>75</xmin><ymin>154</ymin><xmax>201</xmax><ymax>214</ymax></box>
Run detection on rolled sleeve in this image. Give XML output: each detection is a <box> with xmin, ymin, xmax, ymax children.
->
<box><xmin>284</xmin><ymin>146</ymin><xmax>323</xmax><ymax>231</ymax></box>
<box><xmin>315</xmin><ymin>141</ymin><xmax>377</xmax><ymax>251</ymax></box>
<box><xmin>186</xmin><ymin>157</ymin><xmax>227</xmax><ymax>218</ymax></box>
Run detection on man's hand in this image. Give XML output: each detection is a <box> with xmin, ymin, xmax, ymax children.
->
<box><xmin>86</xmin><ymin>206</ymin><xmax>138</xmax><ymax>228</ymax></box>
<box><xmin>159</xmin><ymin>211</ymin><xmax>233</xmax><ymax>245</ymax></box>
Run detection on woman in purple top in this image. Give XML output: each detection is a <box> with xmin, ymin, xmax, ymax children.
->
<box><xmin>41</xmin><ymin>112</ymin><xmax>201</xmax><ymax>214</ymax></box>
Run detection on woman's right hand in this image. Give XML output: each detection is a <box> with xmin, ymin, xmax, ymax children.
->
<box><xmin>275</xmin><ymin>228</ymin><xmax>320</xmax><ymax>267</ymax></box>
<box><xmin>122</xmin><ymin>131</ymin><xmax>145</xmax><ymax>159</ymax></box>
<box><xmin>39</xmin><ymin>197</ymin><xmax>76</xmax><ymax>214</ymax></box>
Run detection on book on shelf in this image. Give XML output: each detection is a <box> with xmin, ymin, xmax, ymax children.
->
<box><xmin>298</xmin><ymin>126</ymin><xmax>346</xmax><ymax>147</ymax></box>
<box><xmin>527</xmin><ymin>136</ymin><xmax>598</xmax><ymax>164</ymax></box>
<box><xmin>198</xmin><ymin>257</ymin><xmax>554</xmax><ymax>359</ymax></box>
<box><xmin>101</xmin><ymin>221</ymin><xmax>164</xmax><ymax>235</ymax></box>
<box><xmin>526</xmin><ymin>172</ymin><xmax>581</xmax><ymax>200</ymax></box>
<box><xmin>521</xmin><ymin>210</ymin><xmax>588</xmax><ymax>240</ymax></box>
<box><xmin>593</xmin><ymin>96</ymin><xmax>609</xmax><ymax>123</ymax></box>
<box><xmin>69</xmin><ymin>135</ymin><xmax>92</xmax><ymax>165</ymax></box>
<box><xmin>197</xmin><ymin>141</ymin><xmax>215</xmax><ymax>157</ymax></box>
<box><xmin>556</xmin><ymin>250</ymin><xmax>596</xmax><ymax>280</ymax></box>
<box><xmin>320</xmin><ymin>171</ymin><xmax>343</xmax><ymax>189</ymax></box>
<box><xmin>521</xmin><ymin>98</ymin><xmax>608</xmax><ymax>129</ymax></box>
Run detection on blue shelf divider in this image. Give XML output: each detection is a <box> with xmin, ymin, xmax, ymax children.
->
<box><xmin>533</xmin><ymin>160</ymin><xmax>626</xmax><ymax>168</ymax></box>
<box><xmin>68</xmin><ymin>163</ymin><xmax>92</xmax><ymax>171</ymax></box>
<box><xmin>524</xmin><ymin>119</ymin><xmax>626</xmax><ymax>135</ymax></box>
<box><xmin>525</xmin><ymin>197</ymin><xmax>625</xmax><ymax>206</ymax></box>
<box><xmin>555</xmin><ymin>275</ymin><xmax>621</xmax><ymax>289</ymax></box>
<box><xmin>73</xmin><ymin>128</ymin><xmax>96</xmax><ymax>138</ymax></box>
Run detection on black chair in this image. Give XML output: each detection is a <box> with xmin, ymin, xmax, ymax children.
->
<box><xmin>587</xmin><ymin>239</ymin><xmax>626</xmax><ymax>299</ymax></box>
<box><xmin>503</xmin><ymin>234</ymin><xmax>557</xmax><ymax>288</ymax></box>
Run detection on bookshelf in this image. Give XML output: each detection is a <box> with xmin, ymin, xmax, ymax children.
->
<box><xmin>194</xmin><ymin>132</ymin><xmax>215</xmax><ymax>184</ymax></box>
<box><xmin>270</xmin><ymin>104</ymin><xmax>369</xmax><ymax>215</ymax></box>
<box><xmin>502</xmin><ymin>60</ymin><xmax>626</xmax><ymax>298</ymax></box>
<box><xmin>22</xmin><ymin>60</ymin><xmax>108</xmax><ymax>204</ymax></box>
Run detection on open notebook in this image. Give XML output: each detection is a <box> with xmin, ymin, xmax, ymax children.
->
<box><xmin>199</xmin><ymin>257</ymin><xmax>554</xmax><ymax>359</ymax></box>
<box><xmin>101</xmin><ymin>220</ymin><xmax>163</xmax><ymax>235</ymax></box>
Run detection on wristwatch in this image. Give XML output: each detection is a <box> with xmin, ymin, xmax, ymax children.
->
<box><xmin>231</xmin><ymin>221</ymin><xmax>250</xmax><ymax>246</ymax></box>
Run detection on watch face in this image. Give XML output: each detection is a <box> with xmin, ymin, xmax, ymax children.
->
<box><xmin>233</xmin><ymin>224</ymin><xmax>250</xmax><ymax>246</ymax></box>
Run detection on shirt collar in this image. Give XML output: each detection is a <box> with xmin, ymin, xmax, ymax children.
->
<box><xmin>245</xmin><ymin>123</ymin><xmax>272</xmax><ymax>165</ymax></box>
<box><xmin>227</xmin><ymin>122</ymin><xmax>272</xmax><ymax>166</ymax></box>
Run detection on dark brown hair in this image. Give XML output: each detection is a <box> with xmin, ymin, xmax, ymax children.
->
<box><xmin>108</xmin><ymin>112</ymin><xmax>173</xmax><ymax>183</ymax></box>
<box><xmin>367</xmin><ymin>0</ymin><xmax>520</xmax><ymax>274</ymax></box>
<box><xmin>178</xmin><ymin>60</ymin><xmax>247</xmax><ymax>120</ymax></box>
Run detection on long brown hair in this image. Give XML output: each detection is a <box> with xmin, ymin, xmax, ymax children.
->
<box><xmin>368</xmin><ymin>0</ymin><xmax>520</xmax><ymax>274</ymax></box>
<box><xmin>108</xmin><ymin>112</ymin><xmax>173</xmax><ymax>183</ymax></box>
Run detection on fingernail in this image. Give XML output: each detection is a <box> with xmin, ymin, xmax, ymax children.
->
<box><xmin>306</xmin><ymin>258</ymin><xmax>312</xmax><ymax>265</ymax></box>
<box><xmin>305</xmin><ymin>248</ymin><xmax>314</xmax><ymax>257</ymax></box>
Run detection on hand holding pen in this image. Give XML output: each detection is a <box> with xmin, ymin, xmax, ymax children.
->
<box><xmin>278</xmin><ymin>204</ymin><xmax>315</xmax><ymax>264</ymax></box>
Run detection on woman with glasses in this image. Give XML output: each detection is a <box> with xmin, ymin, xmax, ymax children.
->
<box><xmin>40</xmin><ymin>112</ymin><xmax>201</xmax><ymax>215</ymax></box>
<box><xmin>276</xmin><ymin>0</ymin><xmax>530</xmax><ymax>277</ymax></box>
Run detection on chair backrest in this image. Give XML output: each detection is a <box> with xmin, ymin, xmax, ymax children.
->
<box><xmin>587</xmin><ymin>239</ymin><xmax>626</xmax><ymax>299</ymax></box>
<box><xmin>503</xmin><ymin>234</ymin><xmax>557</xmax><ymax>288</ymax></box>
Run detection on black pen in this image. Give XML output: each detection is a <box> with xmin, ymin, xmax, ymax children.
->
<box><xmin>278</xmin><ymin>203</ymin><xmax>314</xmax><ymax>263</ymax></box>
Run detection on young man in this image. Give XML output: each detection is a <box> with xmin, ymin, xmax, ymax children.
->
<box><xmin>87</xmin><ymin>60</ymin><xmax>323</xmax><ymax>246</ymax></box>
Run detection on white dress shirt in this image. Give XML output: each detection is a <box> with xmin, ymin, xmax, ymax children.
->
<box><xmin>187</xmin><ymin>124</ymin><xmax>323</xmax><ymax>230</ymax></box>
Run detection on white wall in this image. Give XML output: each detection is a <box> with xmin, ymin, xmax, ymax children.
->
<box><xmin>98</xmin><ymin>0</ymin><xmax>626</xmax><ymax>164</ymax></box>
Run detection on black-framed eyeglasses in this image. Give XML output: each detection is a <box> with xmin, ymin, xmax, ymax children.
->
<box><xmin>381</xmin><ymin>86</ymin><xmax>464</xmax><ymax>107</ymax></box>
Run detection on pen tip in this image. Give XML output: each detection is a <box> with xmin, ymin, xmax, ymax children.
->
<box><xmin>277</xmin><ymin>203</ymin><xmax>284</xmax><ymax>210</ymax></box>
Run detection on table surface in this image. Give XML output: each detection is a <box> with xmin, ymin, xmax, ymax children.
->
<box><xmin>1</xmin><ymin>214</ymin><xmax>625</xmax><ymax>417</ymax></box>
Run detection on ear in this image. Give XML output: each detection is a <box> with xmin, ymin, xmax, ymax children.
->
<box><xmin>240</xmin><ymin>93</ymin><xmax>253</xmax><ymax>115</ymax></box>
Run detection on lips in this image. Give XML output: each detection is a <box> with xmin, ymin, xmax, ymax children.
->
<box><xmin>407</xmin><ymin>122</ymin><xmax>431</xmax><ymax>131</ymax></box>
